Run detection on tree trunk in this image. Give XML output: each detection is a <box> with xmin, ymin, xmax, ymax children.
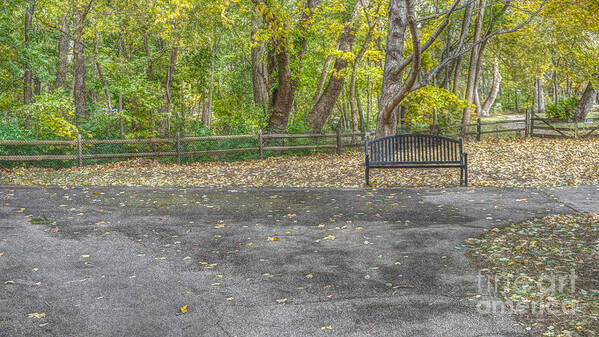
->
<box><xmin>375</xmin><ymin>0</ymin><xmax>409</xmax><ymax>138</ymax></box>
<box><xmin>574</xmin><ymin>81</ymin><xmax>597</xmax><ymax>121</ymax></box>
<box><xmin>204</xmin><ymin>38</ymin><xmax>218</xmax><ymax>128</ymax></box>
<box><xmin>54</xmin><ymin>15</ymin><xmax>69</xmax><ymax>90</ymax></box>
<box><xmin>552</xmin><ymin>70</ymin><xmax>559</xmax><ymax>106</ymax></box>
<box><xmin>160</xmin><ymin>46</ymin><xmax>178</xmax><ymax>135</ymax></box>
<box><xmin>311</xmin><ymin>55</ymin><xmax>333</xmax><ymax>106</ymax></box>
<box><xmin>357</xmin><ymin>95</ymin><xmax>365</xmax><ymax>133</ymax></box>
<box><xmin>71</xmin><ymin>1</ymin><xmax>94</xmax><ymax>120</ymax></box>
<box><xmin>251</xmin><ymin>19</ymin><xmax>269</xmax><ymax>112</ymax></box>
<box><xmin>95</xmin><ymin>36</ymin><xmax>112</xmax><ymax>112</ymax></box>
<box><xmin>180</xmin><ymin>80</ymin><xmax>185</xmax><ymax>131</ymax></box>
<box><xmin>349</xmin><ymin>2</ymin><xmax>375</xmax><ymax>135</ymax></box>
<box><xmin>308</xmin><ymin>1</ymin><xmax>362</xmax><ymax>132</ymax></box>
<box><xmin>261</xmin><ymin>0</ymin><xmax>319</xmax><ymax>133</ymax></box>
<box><xmin>451</xmin><ymin>0</ymin><xmax>474</xmax><ymax>95</ymax></box>
<box><xmin>480</xmin><ymin>59</ymin><xmax>502</xmax><ymax>116</ymax></box>
<box><xmin>537</xmin><ymin>74</ymin><xmax>546</xmax><ymax>115</ymax></box>
<box><xmin>73</xmin><ymin>36</ymin><xmax>87</xmax><ymax>118</ymax></box>
<box><xmin>461</xmin><ymin>0</ymin><xmax>486</xmax><ymax>133</ymax></box>
<box><xmin>143</xmin><ymin>32</ymin><xmax>153</xmax><ymax>80</ymax></box>
<box><xmin>533</xmin><ymin>78</ymin><xmax>539</xmax><ymax>114</ymax></box>
<box><xmin>118</xmin><ymin>35</ymin><xmax>124</xmax><ymax>137</ymax></box>
<box><xmin>23</xmin><ymin>0</ymin><xmax>35</xmax><ymax>104</ymax></box>
<box><xmin>266</xmin><ymin>46</ymin><xmax>295</xmax><ymax>133</ymax></box>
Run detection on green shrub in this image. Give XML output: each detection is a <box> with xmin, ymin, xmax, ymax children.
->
<box><xmin>546</xmin><ymin>97</ymin><xmax>578</xmax><ymax>120</ymax></box>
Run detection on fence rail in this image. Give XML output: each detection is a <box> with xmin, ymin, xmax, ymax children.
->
<box><xmin>0</xmin><ymin>130</ymin><xmax>366</xmax><ymax>166</ymax></box>
<box><xmin>1</xmin><ymin>113</ymin><xmax>597</xmax><ymax>167</ymax></box>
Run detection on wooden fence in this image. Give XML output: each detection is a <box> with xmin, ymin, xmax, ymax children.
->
<box><xmin>0</xmin><ymin>129</ymin><xmax>364</xmax><ymax>166</ymax></box>
<box><xmin>1</xmin><ymin>113</ymin><xmax>597</xmax><ymax>166</ymax></box>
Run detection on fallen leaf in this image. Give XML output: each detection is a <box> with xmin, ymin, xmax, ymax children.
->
<box><xmin>27</xmin><ymin>313</ymin><xmax>46</xmax><ymax>319</ymax></box>
<box><xmin>267</xmin><ymin>236</ymin><xmax>279</xmax><ymax>242</ymax></box>
<box><xmin>276</xmin><ymin>298</ymin><xmax>287</xmax><ymax>304</ymax></box>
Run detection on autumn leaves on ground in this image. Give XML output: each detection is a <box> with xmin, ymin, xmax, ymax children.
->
<box><xmin>1</xmin><ymin>138</ymin><xmax>598</xmax><ymax>188</ymax></box>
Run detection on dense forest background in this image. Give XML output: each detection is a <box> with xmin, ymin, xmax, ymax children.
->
<box><xmin>0</xmin><ymin>0</ymin><xmax>597</xmax><ymax>141</ymax></box>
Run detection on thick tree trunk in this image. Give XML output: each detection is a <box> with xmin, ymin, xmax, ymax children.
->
<box><xmin>574</xmin><ymin>81</ymin><xmax>597</xmax><ymax>121</ymax></box>
<box><xmin>261</xmin><ymin>0</ymin><xmax>319</xmax><ymax>133</ymax></box>
<box><xmin>461</xmin><ymin>0</ymin><xmax>486</xmax><ymax>133</ymax></box>
<box><xmin>266</xmin><ymin>46</ymin><xmax>295</xmax><ymax>133</ymax></box>
<box><xmin>54</xmin><ymin>15</ymin><xmax>69</xmax><ymax>90</ymax></box>
<box><xmin>23</xmin><ymin>0</ymin><xmax>35</xmax><ymax>104</ymax></box>
<box><xmin>480</xmin><ymin>59</ymin><xmax>502</xmax><ymax>116</ymax></box>
<box><xmin>375</xmin><ymin>0</ymin><xmax>413</xmax><ymax>138</ymax></box>
<box><xmin>308</xmin><ymin>1</ymin><xmax>362</xmax><ymax>132</ymax></box>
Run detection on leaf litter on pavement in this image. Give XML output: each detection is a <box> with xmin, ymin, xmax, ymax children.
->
<box><xmin>467</xmin><ymin>214</ymin><xmax>599</xmax><ymax>337</ymax></box>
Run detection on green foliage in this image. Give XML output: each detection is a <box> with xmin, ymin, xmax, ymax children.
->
<box><xmin>16</xmin><ymin>92</ymin><xmax>79</xmax><ymax>139</ymax></box>
<box><xmin>0</xmin><ymin>119</ymin><xmax>28</xmax><ymax>140</ymax></box>
<box><xmin>403</xmin><ymin>86</ymin><xmax>474</xmax><ymax>128</ymax></box>
<box><xmin>546</xmin><ymin>97</ymin><xmax>578</xmax><ymax>120</ymax></box>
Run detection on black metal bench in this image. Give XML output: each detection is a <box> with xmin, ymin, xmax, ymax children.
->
<box><xmin>365</xmin><ymin>134</ymin><xmax>468</xmax><ymax>186</ymax></box>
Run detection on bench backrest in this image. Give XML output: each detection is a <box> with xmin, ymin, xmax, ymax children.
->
<box><xmin>366</xmin><ymin>134</ymin><xmax>463</xmax><ymax>164</ymax></box>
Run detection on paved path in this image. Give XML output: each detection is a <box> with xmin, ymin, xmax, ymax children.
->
<box><xmin>0</xmin><ymin>185</ymin><xmax>597</xmax><ymax>336</ymax></box>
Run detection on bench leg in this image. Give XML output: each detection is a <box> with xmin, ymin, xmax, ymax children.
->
<box><xmin>464</xmin><ymin>153</ymin><xmax>469</xmax><ymax>187</ymax></box>
<box><xmin>460</xmin><ymin>167</ymin><xmax>464</xmax><ymax>186</ymax></box>
<box><xmin>365</xmin><ymin>167</ymin><xmax>370</xmax><ymax>186</ymax></box>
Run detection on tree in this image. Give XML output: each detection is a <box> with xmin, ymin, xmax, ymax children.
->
<box><xmin>375</xmin><ymin>0</ymin><xmax>546</xmax><ymax>137</ymax></box>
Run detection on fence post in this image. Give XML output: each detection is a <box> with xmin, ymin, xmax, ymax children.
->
<box><xmin>575</xmin><ymin>122</ymin><xmax>579</xmax><ymax>138</ymax></box>
<box><xmin>476</xmin><ymin>118</ymin><xmax>482</xmax><ymax>141</ymax></box>
<box><xmin>258</xmin><ymin>129</ymin><xmax>263</xmax><ymax>160</ymax></box>
<box><xmin>77</xmin><ymin>134</ymin><xmax>82</xmax><ymax>167</ymax></box>
<box><xmin>525</xmin><ymin>109</ymin><xmax>530</xmax><ymax>137</ymax></box>
<box><xmin>530</xmin><ymin>111</ymin><xmax>535</xmax><ymax>137</ymax></box>
<box><xmin>336</xmin><ymin>128</ymin><xmax>342</xmax><ymax>155</ymax></box>
<box><xmin>176</xmin><ymin>132</ymin><xmax>181</xmax><ymax>164</ymax></box>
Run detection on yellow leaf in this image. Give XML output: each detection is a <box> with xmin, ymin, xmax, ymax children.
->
<box><xmin>180</xmin><ymin>305</ymin><xmax>188</xmax><ymax>314</ymax></box>
<box><xmin>267</xmin><ymin>236</ymin><xmax>279</xmax><ymax>242</ymax></box>
<box><xmin>27</xmin><ymin>312</ymin><xmax>46</xmax><ymax>319</ymax></box>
